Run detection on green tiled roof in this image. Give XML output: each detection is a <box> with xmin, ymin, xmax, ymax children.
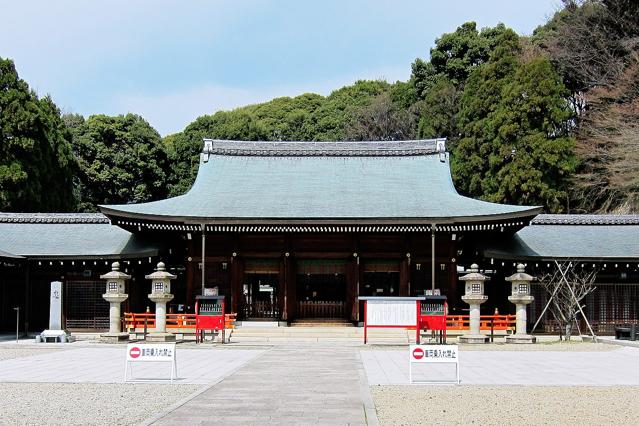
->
<box><xmin>100</xmin><ymin>140</ymin><xmax>540</xmax><ymax>224</ymax></box>
<box><xmin>0</xmin><ymin>214</ymin><xmax>162</xmax><ymax>259</ymax></box>
<box><xmin>483</xmin><ymin>219</ymin><xmax>639</xmax><ymax>261</ymax></box>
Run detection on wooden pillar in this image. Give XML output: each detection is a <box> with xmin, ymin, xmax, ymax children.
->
<box><xmin>399</xmin><ymin>258</ymin><xmax>409</xmax><ymax>296</ymax></box>
<box><xmin>24</xmin><ymin>261</ymin><xmax>30</xmax><ymax>334</ymax></box>
<box><xmin>448</xmin><ymin>238</ymin><xmax>458</xmax><ymax>313</ymax></box>
<box><xmin>281</xmin><ymin>257</ymin><xmax>288</xmax><ymax>321</ymax></box>
<box><xmin>230</xmin><ymin>256</ymin><xmax>241</xmax><ymax>315</ymax></box>
<box><xmin>284</xmin><ymin>257</ymin><xmax>296</xmax><ymax>321</ymax></box>
<box><xmin>185</xmin><ymin>260</ymin><xmax>194</xmax><ymax>311</ymax></box>
<box><xmin>346</xmin><ymin>257</ymin><xmax>358</xmax><ymax>322</ymax></box>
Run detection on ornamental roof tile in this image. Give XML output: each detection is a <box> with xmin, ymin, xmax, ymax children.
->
<box><xmin>0</xmin><ymin>213</ymin><xmax>109</xmax><ymax>224</ymax></box>
<box><xmin>531</xmin><ymin>214</ymin><xmax>639</xmax><ymax>225</ymax></box>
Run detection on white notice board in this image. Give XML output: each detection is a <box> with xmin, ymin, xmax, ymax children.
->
<box><xmin>124</xmin><ymin>343</ymin><xmax>177</xmax><ymax>383</ymax></box>
<box><xmin>366</xmin><ymin>300</ymin><xmax>416</xmax><ymax>326</ymax></box>
<box><xmin>409</xmin><ymin>344</ymin><xmax>459</xmax><ymax>384</ymax></box>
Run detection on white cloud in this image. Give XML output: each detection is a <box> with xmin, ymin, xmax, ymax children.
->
<box><xmin>110</xmin><ymin>65</ymin><xmax>410</xmax><ymax>136</ymax></box>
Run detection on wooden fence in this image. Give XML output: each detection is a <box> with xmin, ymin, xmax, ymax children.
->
<box><xmin>298</xmin><ymin>301</ymin><xmax>346</xmax><ymax>318</ymax></box>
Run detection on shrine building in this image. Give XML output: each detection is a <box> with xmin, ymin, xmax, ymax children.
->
<box><xmin>0</xmin><ymin>139</ymin><xmax>638</xmax><ymax>333</ymax></box>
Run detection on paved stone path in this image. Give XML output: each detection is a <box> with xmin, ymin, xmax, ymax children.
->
<box><xmin>362</xmin><ymin>346</ymin><xmax>639</xmax><ymax>385</ymax></box>
<box><xmin>152</xmin><ymin>345</ymin><xmax>378</xmax><ymax>425</ymax></box>
<box><xmin>0</xmin><ymin>347</ymin><xmax>264</xmax><ymax>384</ymax></box>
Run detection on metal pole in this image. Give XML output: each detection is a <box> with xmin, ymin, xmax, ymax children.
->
<box><xmin>201</xmin><ymin>224</ymin><xmax>206</xmax><ymax>296</ymax></box>
<box><xmin>431</xmin><ymin>224</ymin><xmax>436</xmax><ymax>292</ymax></box>
<box><xmin>14</xmin><ymin>307</ymin><xmax>20</xmax><ymax>343</ymax></box>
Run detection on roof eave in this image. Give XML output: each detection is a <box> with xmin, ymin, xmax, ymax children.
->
<box><xmin>99</xmin><ymin>206</ymin><xmax>542</xmax><ymax>227</ymax></box>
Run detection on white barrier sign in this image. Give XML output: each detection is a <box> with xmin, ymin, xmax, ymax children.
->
<box><xmin>409</xmin><ymin>345</ymin><xmax>459</xmax><ymax>384</ymax></box>
<box><xmin>125</xmin><ymin>343</ymin><xmax>177</xmax><ymax>383</ymax></box>
<box><xmin>366</xmin><ymin>300</ymin><xmax>416</xmax><ymax>326</ymax></box>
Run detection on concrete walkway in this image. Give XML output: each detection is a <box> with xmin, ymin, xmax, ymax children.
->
<box><xmin>152</xmin><ymin>345</ymin><xmax>378</xmax><ymax>425</ymax></box>
<box><xmin>362</xmin><ymin>346</ymin><xmax>639</xmax><ymax>385</ymax></box>
<box><xmin>0</xmin><ymin>346</ymin><xmax>264</xmax><ymax>384</ymax></box>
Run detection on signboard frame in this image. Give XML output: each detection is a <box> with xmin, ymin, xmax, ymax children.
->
<box><xmin>409</xmin><ymin>344</ymin><xmax>460</xmax><ymax>384</ymax></box>
<box><xmin>358</xmin><ymin>297</ymin><xmax>425</xmax><ymax>344</ymax></box>
<box><xmin>124</xmin><ymin>343</ymin><xmax>177</xmax><ymax>383</ymax></box>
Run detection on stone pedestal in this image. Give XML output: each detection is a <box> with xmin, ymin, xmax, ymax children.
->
<box><xmin>101</xmin><ymin>294</ymin><xmax>129</xmax><ymax>343</ymax></box>
<box><xmin>147</xmin><ymin>293</ymin><xmax>175</xmax><ymax>342</ymax></box>
<box><xmin>146</xmin><ymin>262</ymin><xmax>177</xmax><ymax>342</ymax></box>
<box><xmin>459</xmin><ymin>264</ymin><xmax>489</xmax><ymax>344</ymax></box>
<box><xmin>505</xmin><ymin>264</ymin><xmax>536</xmax><ymax>344</ymax></box>
<box><xmin>459</xmin><ymin>295</ymin><xmax>489</xmax><ymax>344</ymax></box>
<box><xmin>100</xmin><ymin>262</ymin><xmax>130</xmax><ymax>343</ymax></box>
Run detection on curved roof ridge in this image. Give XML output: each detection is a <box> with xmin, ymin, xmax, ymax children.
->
<box><xmin>532</xmin><ymin>214</ymin><xmax>639</xmax><ymax>225</ymax></box>
<box><xmin>201</xmin><ymin>138</ymin><xmax>446</xmax><ymax>157</ymax></box>
<box><xmin>0</xmin><ymin>212</ymin><xmax>109</xmax><ymax>224</ymax></box>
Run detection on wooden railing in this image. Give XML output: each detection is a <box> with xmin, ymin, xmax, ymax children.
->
<box><xmin>298</xmin><ymin>301</ymin><xmax>345</xmax><ymax>319</ymax></box>
<box><xmin>124</xmin><ymin>313</ymin><xmax>237</xmax><ymax>330</ymax></box>
<box><xmin>446</xmin><ymin>315</ymin><xmax>516</xmax><ymax>331</ymax></box>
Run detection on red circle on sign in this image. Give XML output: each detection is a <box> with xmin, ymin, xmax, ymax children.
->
<box><xmin>412</xmin><ymin>348</ymin><xmax>424</xmax><ymax>360</ymax></box>
<box><xmin>129</xmin><ymin>347</ymin><xmax>141</xmax><ymax>359</ymax></box>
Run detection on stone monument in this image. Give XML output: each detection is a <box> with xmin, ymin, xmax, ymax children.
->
<box><xmin>459</xmin><ymin>264</ymin><xmax>489</xmax><ymax>344</ymax></box>
<box><xmin>36</xmin><ymin>281</ymin><xmax>72</xmax><ymax>343</ymax></box>
<box><xmin>100</xmin><ymin>262</ymin><xmax>130</xmax><ymax>343</ymax></box>
<box><xmin>146</xmin><ymin>262</ymin><xmax>176</xmax><ymax>342</ymax></box>
<box><xmin>505</xmin><ymin>264</ymin><xmax>536</xmax><ymax>344</ymax></box>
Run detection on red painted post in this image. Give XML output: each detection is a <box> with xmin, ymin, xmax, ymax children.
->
<box><xmin>416</xmin><ymin>300</ymin><xmax>420</xmax><ymax>344</ymax></box>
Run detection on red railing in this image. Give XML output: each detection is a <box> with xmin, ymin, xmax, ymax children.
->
<box><xmin>446</xmin><ymin>314</ymin><xmax>516</xmax><ymax>331</ymax></box>
<box><xmin>124</xmin><ymin>313</ymin><xmax>237</xmax><ymax>330</ymax></box>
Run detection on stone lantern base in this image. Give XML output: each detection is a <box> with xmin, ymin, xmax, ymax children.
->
<box><xmin>505</xmin><ymin>334</ymin><xmax>536</xmax><ymax>344</ymax></box>
<box><xmin>146</xmin><ymin>332</ymin><xmax>176</xmax><ymax>342</ymax></box>
<box><xmin>100</xmin><ymin>332</ymin><xmax>130</xmax><ymax>343</ymax></box>
<box><xmin>459</xmin><ymin>334</ymin><xmax>489</xmax><ymax>344</ymax></box>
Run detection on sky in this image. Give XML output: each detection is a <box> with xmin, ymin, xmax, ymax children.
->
<box><xmin>1</xmin><ymin>0</ymin><xmax>562</xmax><ymax>136</ymax></box>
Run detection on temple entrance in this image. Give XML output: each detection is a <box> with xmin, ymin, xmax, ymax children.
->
<box><xmin>296</xmin><ymin>260</ymin><xmax>347</xmax><ymax>319</ymax></box>
<box><xmin>361</xmin><ymin>260</ymin><xmax>400</xmax><ymax>297</ymax></box>
<box><xmin>243</xmin><ymin>273</ymin><xmax>279</xmax><ymax>319</ymax></box>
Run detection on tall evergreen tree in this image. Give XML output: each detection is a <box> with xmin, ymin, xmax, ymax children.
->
<box><xmin>69</xmin><ymin>113</ymin><xmax>169</xmax><ymax>211</ymax></box>
<box><xmin>0</xmin><ymin>57</ymin><xmax>76</xmax><ymax>212</ymax></box>
<box><xmin>453</xmin><ymin>30</ymin><xmax>577</xmax><ymax>212</ymax></box>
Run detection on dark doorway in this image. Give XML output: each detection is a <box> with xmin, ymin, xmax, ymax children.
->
<box><xmin>65</xmin><ymin>280</ymin><xmax>109</xmax><ymax>330</ymax></box>
<box><xmin>361</xmin><ymin>260</ymin><xmax>400</xmax><ymax>297</ymax></box>
<box><xmin>243</xmin><ymin>273</ymin><xmax>279</xmax><ymax>319</ymax></box>
<box><xmin>296</xmin><ymin>260</ymin><xmax>347</xmax><ymax>319</ymax></box>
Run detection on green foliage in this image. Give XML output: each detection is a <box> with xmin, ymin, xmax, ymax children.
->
<box><xmin>166</xmin><ymin>81</ymin><xmax>390</xmax><ymax>196</ymax></box>
<box><xmin>344</xmin><ymin>92</ymin><xmax>416</xmax><ymax>141</ymax></box>
<box><xmin>0</xmin><ymin>57</ymin><xmax>76</xmax><ymax>212</ymax></box>
<box><xmin>453</xmin><ymin>30</ymin><xmax>577</xmax><ymax>212</ymax></box>
<box><xmin>69</xmin><ymin>114</ymin><xmax>169</xmax><ymax>211</ymax></box>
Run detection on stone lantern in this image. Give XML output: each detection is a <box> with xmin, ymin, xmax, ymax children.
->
<box><xmin>459</xmin><ymin>264</ymin><xmax>489</xmax><ymax>344</ymax></box>
<box><xmin>145</xmin><ymin>262</ymin><xmax>176</xmax><ymax>342</ymax></box>
<box><xmin>100</xmin><ymin>262</ymin><xmax>130</xmax><ymax>343</ymax></box>
<box><xmin>505</xmin><ymin>264</ymin><xmax>536</xmax><ymax>344</ymax></box>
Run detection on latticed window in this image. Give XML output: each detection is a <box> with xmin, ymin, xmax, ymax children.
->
<box><xmin>518</xmin><ymin>284</ymin><xmax>529</xmax><ymax>294</ymax></box>
<box><xmin>108</xmin><ymin>282</ymin><xmax>118</xmax><ymax>291</ymax></box>
<box><xmin>154</xmin><ymin>282</ymin><xmax>164</xmax><ymax>291</ymax></box>
<box><xmin>471</xmin><ymin>283</ymin><xmax>481</xmax><ymax>294</ymax></box>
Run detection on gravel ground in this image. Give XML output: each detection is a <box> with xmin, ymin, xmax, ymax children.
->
<box><xmin>0</xmin><ymin>383</ymin><xmax>200</xmax><ymax>425</ymax></box>
<box><xmin>458</xmin><ymin>341</ymin><xmax>616</xmax><ymax>351</ymax></box>
<box><xmin>372</xmin><ymin>385</ymin><xmax>639</xmax><ymax>425</ymax></box>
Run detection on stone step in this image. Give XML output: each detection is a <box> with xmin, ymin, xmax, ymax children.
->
<box><xmin>291</xmin><ymin>319</ymin><xmax>354</xmax><ymax>327</ymax></box>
